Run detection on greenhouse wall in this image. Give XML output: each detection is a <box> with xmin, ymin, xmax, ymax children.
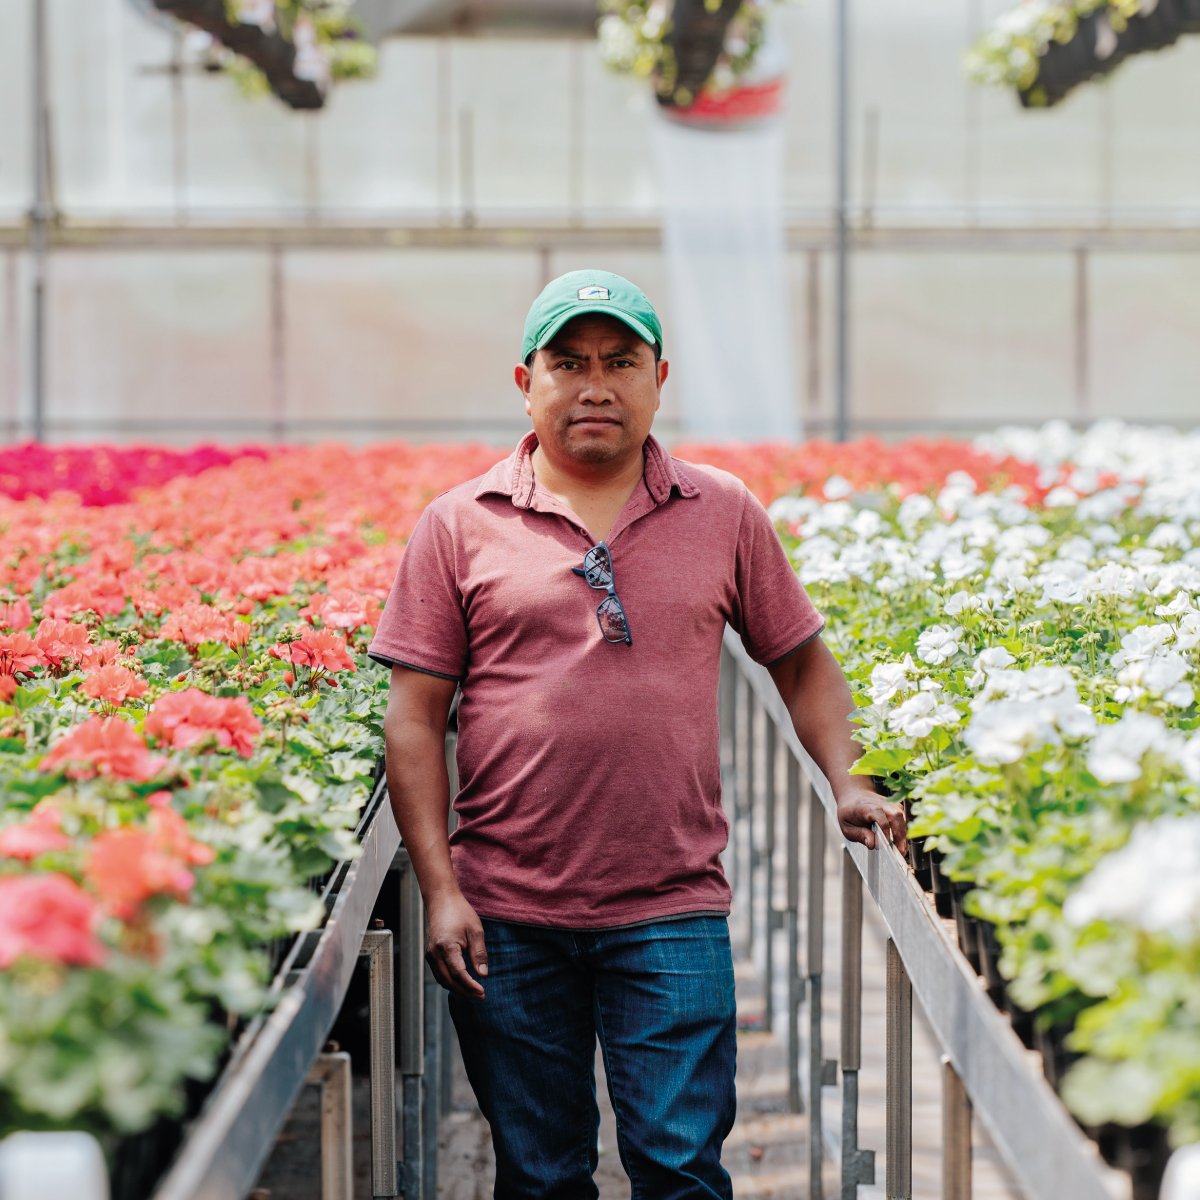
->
<box><xmin>2</xmin><ymin>0</ymin><xmax>1200</xmax><ymax>441</ymax></box>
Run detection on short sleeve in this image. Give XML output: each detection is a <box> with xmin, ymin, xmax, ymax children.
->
<box><xmin>730</xmin><ymin>488</ymin><xmax>824</xmax><ymax>665</ymax></box>
<box><xmin>368</xmin><ymin>507</ymin><xmax>468</xmax><ymax>680</ymax></box>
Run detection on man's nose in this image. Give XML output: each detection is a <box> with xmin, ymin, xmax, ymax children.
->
<box><xmin>578</xmin><ymin>362</ymin><xmax>614</xmax><ymax>402</ymax></box>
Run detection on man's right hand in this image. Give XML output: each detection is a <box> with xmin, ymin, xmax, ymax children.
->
<box><xmin>425</xmin><ymin>890</ymin><xmax>489</xmax><ymax>999</ymax></box>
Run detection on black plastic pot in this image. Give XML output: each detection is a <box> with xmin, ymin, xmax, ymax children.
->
<box><xmin>1019</xmin><ymin>11</ymin><xmax>1131</xmax><ymax>108</ymax></box>
<box><xmin>974</xmin><ymin>917</ymin><xmax>1005</xmax><ymax>999</ymax></box>
<box><xmin>927</xmin><ymin>848</ymin><xmax>954</xmax><ymax>918</ymax></box>
<box><xmin>655</xmin><ymin>0</ymin><xmax>742</xmax><ymax>106</ymax></box>
<box><xmin>950</xmin><ymin>882</ymin><xmax>982</xmax><ymax>972</ymax></box>
<box><xmin>1094</xmin><ymin>1122</ymin><xmax>1172</xmax><ymax>1200</ymax></box>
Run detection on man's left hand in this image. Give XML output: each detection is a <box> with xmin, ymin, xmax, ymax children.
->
<box><xmin>836</xmin><ymin>785</ymin><xmax>907</xmax><ymax>854</ymax></box>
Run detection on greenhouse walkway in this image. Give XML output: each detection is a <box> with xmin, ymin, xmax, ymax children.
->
<box><xmin>253</xmin><ymin>867</ymin><xmax>1022</xmax><ymax>1200</ymax></box>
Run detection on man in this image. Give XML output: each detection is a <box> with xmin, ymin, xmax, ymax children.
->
<box><xmin>369</xmin><ymin>269</ymin><xmax>905</xmax><ymax>1200</ymax></box>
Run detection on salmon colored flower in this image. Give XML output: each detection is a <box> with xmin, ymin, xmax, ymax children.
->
<box><xmin>81</xmin><ymin>664</ymin><xmax>150</xmax><ymax>707</ymax></box>
<box><xmin>85</xmin><ymin>828</ymin><xmax>197</xmax><ymax>918</ymax></box>
<box><xmin>0</xmin><ymin>631</ymin><xmax>46</xmax><ymax>678</ymax></box>
<box><xmin>0</xmin><ymin>874</ymin><xmax>106</xmax><ymax>968</ymax></box>
<box><xmin>41</xmin><ymin>577</ymin><xmax>127</xmax><ymax>619</ymax></box>
<box><xmin>80</xmin><ymin>639</ymin><xmax>121</xmax><ymax>670</ymax></box>
<box><xmin>0</xmin><ymin>803</ymin><xmax>70</xmax><ymax>860</ymax></box>
<box><xmin>34</xmin><ymin>617</ymin><xmax>93</xmax><ymax>669</ymax></box>
<box><xmin>40</xmin><ymin>716</ymin><xmax>168</xmax><ymax>781</ymax></box>
<box><xmin>300</xmin><ymin>591</ymin><xmax>380</xmax><ymax>632</ymax></box>
<box><xmin>148</xmin><ymin>806</ymin><xmax>215</xmax><ymax>867</ymax></box>
<box><xmin>158</xmin><ymin>603</ymin><xmax>240</xmax><ymax>648</ymax></box>
<box><xmin>269</xmin><ymin>628</ymin><xmax>357</xmax><ymax>673</ymax></box>
<box><xmin>0</xmin><ymin>597</ymin><xmax>33</xmax><ymax>630</ymax></box>
<box><xmin>145</xmin><ymin>688</ymin><xmax>261</xmax><ymax>757</ymax></box>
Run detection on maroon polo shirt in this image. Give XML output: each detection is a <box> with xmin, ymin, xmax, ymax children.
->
<box><xmin>369</xmin><ymin>432</ymin><xmax>823</xmax><ymax>928</ymax></box>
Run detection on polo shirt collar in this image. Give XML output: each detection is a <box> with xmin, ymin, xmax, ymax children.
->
<box><xmin>475</xmin><ymin>431</ymin><xmax>701</xmax><ymax>510</ymax></box>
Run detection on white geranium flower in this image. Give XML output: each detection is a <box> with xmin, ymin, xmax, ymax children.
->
<box><xmin>886</xmin><ymin>692</ymin><xmax>960</xmax><ymax>739</ymax></box>
<box><xmin>822</xmin><ymin>475</ymin><xmax>853</xmax><ymax>500</ymax></box>
<box><xmin>1176</xmin><ymin>612</ymin><xmax>1200</xmax><ymax>652</ymax></box>
<box><xmin>964</xmin><ymin>702</ymin><xmax>1049</xmax><ymax>763</ymax></box>
<box><xmin>1064</xmin><ymin>815</ymin><xmax>1200</xmax><ymax>937</ymax></box>
<box><xmin>1155</xmin><ymin>590</ymin><xmax>1198</xmax><ymax>618</ymax></box>
<box><xmin>1086</xmin><ymin>563</ymin><xmax>1145</xmax><ymax>600</ymax></box>
<box><xmin>869</xmin><ymin>656</ymin><xmax>916</xmax><ymax>704</ymax></box>
<box><xmin>1087</xmin><ymin>712</ymin><xmax>1181</xmax><ymax>784</ymax></box>
<box><xmin>1044</xmin><ymin>486</ymin><xmax>1079</xmax><ymax>507</ymax></box>
<box><xmin>916</xmin><ymin>624</ymin><xmax>963</xmax><ymax>665</ymax></box>
<box><xmin>1147</xmin><ymin>522</ymin><xmax>1190</xmax><ymax>550</ymax></box>
<box><xmin>1041</xmin><ymin>573</ymin><xmax>1087</xmax><ymax>605</ymax></box>
<box><xmin>944</xmin><ymin>590</ymin><xmax>980</xmax><ymax>617</ymax></box>
<box><xmin>1113</xmin><ymin>653</ymin><xmax>1193</xmax><ymax>707</ymax></box>
<box><xmin>1111</xmin><ymin>624</ymin><xmax>1174</xmax><ymax>668</ymax></box>
<box><xmin>942</xmin><ymin>549</ymin><xmax>986</xmax><ymax>581</ymax></box>
<box><xmin>1057</xmin><ymin>535</ymin><xmax>1096</xmax><ymax>563</ymax></box>
<box><xmin>966</xmin><ymin>646</ymin><xmax>1016</xmax><ymax>688</ymax></box>
<box><xmin>897</xmin><ymin>494</ymin><xmax>934</xmax><ymax>533</ymax></box>
<box><xmin>767</xmin><ymin>496</ymin><xmax>817</xmax><ymax>524</ymax></box>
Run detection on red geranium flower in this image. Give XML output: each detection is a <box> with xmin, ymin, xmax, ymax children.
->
<box><xmin>40</xmin><ymin>716</ymin><xmax>168</xmax><ymax>781</ymax></box>
<box><xmin>0</xmin><ymin>873</ymin><xmax>106</xmax><ymax>968</ymax></box>
<box><xmin>0</xmin><ymin>631</ymin><xmax>46</xmax><ymax>679</ymax></box>
<box><xmin>145</xmin><ymin>688</ymin><xmax>261</xmax><ymax>757</ymax></box>
<box><xmin>158</xmin><ymin>603</ymin><xmax>241</xmax><ymax>648</ymax></box>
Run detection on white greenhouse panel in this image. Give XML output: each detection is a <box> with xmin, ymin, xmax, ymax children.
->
<box><xmin>305</xmin><ymin>40</ymin><xmax>442</xmax><ymax>216</ymax></box>
<box><xmin>281</xmin><ymin>249</ymin><xmax>542</xmax><ymax>433</ymax></box>
<box><xmin>45</xmin><ymin>252</ymin><xmax>274</xmax><ymax>429</ymax></box>
<box><xmin>1089</xmin><ymin>254</ymin><xmax>1200</xmax><ymax>421</ymax></box>
<box><xmin>850</xmin><ymin>253</ymin><xmax>1077</xmax><ymax>424</ymax></box>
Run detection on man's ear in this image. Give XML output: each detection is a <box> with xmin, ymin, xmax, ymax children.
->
<box><xmin>514</xmin><ymin>362</ymin><xmax>531</xmax><ymax>396</ymax></box>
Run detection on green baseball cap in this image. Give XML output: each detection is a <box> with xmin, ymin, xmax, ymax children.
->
<box><xmin>521</xmin><ymin>269</ymin><xmax>663</xmax><ymax>363</ymax></box>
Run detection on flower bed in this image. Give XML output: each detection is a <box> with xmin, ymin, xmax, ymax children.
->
<box><xmin>2</xmin><ymin>427</ymin><xmax>1195</xmax><ymax>1187</ymax></box>
<box><xmin>772</xmin><ymin>420</ymin><xmax>1200</xmax><ymax>1177</ymax></box>
<box><xmin>0</xmin><ymin>442</ymin><xmax>499</xmax><ymax>1139</ymax></box>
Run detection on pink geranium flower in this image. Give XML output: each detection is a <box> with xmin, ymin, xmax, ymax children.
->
<box><xmin>0</xmin><ymin>874</ymin><xmax>106</xmax><ymax>968</ymax></box>
<box><xmin>40</xmin><ymin>716</ymin><xmax>169</xmax><ymax>781</ymax></box>
<box><xmin>269</xmin><ymin>628</ymin><xmax>357</xmax><ymax>673</ymax></box>
<box><xmin>145</xmin><ymin>688</ymin><xmax>261</xmax><ymax>757</ymax></box>
<box><xmin>0</xmin><ymin>803</ymin><xmax>70</xmax><ymax>860</ymax></box>
<box><xmin>82</xmin><ymin>664</ymin><xmax>149</xmax><ymax>708</ymax></box>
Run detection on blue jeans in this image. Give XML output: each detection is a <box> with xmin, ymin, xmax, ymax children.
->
<box><xmin>448</xmin><ymin>915</ymin><xmax>737</xmax><ymax>1200</ymax></box>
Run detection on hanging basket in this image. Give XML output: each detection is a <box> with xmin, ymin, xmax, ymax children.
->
<box><xmin>654</xmin><ymin>0</ymin><xmax>744</xmax><ymax>107</ymax></box>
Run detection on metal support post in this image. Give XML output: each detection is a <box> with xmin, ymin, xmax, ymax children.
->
<box><xmin>942</xmin><ymin>1057</ymin><xmax>973</xmax><ymax>1200</ymax></box>
<box><xmin>440</xmin><ymin>991</ymin><xmax>456</xmax><ymax>1118</ymax></box>
<box><xmin>306</xmin><ymin>1052</ymin><xmax>354</xmax><ymax>1200</ymax></box>
<box><xmin>840</xmin><ymin>852</ymin><xmax>875</xmax><ymax>1198</ymax></box>
<box><xmin>785</xmin><ymin>752</ymin><xmax>803</xmax><ymax>1114</ymax></box>
<box><xmin>398</xmin><ymin>854</ymin><xmax>425</xmax><ymax>1198</ymax></box>
<box><xmin>885</xmin><ymin>939</ymin><xmax>912</xmax><ymax>1200</ymax></box>
<box><xmin>422</xmin><ymin>966</ymin><xmax>441</xmax><ymax>1200</ymax></box>
<box><xmin>745</xmin><ymin>693</ymin><xmax>758</xmax><ymax>957</ymax></box>
<box><xmin>806</xmin><ymin>780</ymin><xmax>830</xmax><ymax>1200</ymax></box>
<box><xmin>362</xmin><ymin>929</ymin><xmax>398</xmax><ymax>1198</ymax></box>
<box><xmin>763</xmin><ymin>718</ymin><xmax>778</xmax><ymax>1032</ymax></box>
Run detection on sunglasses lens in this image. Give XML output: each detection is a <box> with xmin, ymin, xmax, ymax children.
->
<box><xmin>583</xmin><ymin>546</ymin><xmax>613</xmax><ymax>588</ymax></box>
<box><xmin>596</xmin><ymin>595</ymin><xmax>629</xmax><ymax>642</ymax></box>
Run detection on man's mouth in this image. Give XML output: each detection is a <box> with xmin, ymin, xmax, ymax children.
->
<box><xmin>571</xmin><ymin>417</ymin><xmax>621</xmax><ymax>426</ymax></box>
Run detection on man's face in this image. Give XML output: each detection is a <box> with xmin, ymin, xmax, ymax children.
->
<box><xmin>514</xmin><ymin>314</ymin><xmax>669</xmax><ymax>471</ymax></box>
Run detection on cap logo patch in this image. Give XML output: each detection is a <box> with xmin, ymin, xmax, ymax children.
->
<box><xmin>577</xmin><ymin>286</ymin><xmax>610</xmax><ymax>300</ymax></box>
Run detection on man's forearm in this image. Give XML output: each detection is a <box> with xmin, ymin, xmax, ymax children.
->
<box><xmin>384</xmin><ymin>716</ymin><xmax>460</xmax><ymax>901</ymax></box>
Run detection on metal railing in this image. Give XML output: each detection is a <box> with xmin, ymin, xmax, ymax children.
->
<box><xmin>719</xmin><ymin>631</ymin><xmax>1135</xmax><ymax>1200</ymax></box>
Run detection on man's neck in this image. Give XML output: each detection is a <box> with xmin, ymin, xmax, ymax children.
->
<box><xmin>529</xmin><ymin>442</ymin><xmax>648</xmax><ymax>543</ymax></box>
<box><xmin>529</xmin><ymin>442</ymin><xmax>647</xmax><ymax>503</ymax></box>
